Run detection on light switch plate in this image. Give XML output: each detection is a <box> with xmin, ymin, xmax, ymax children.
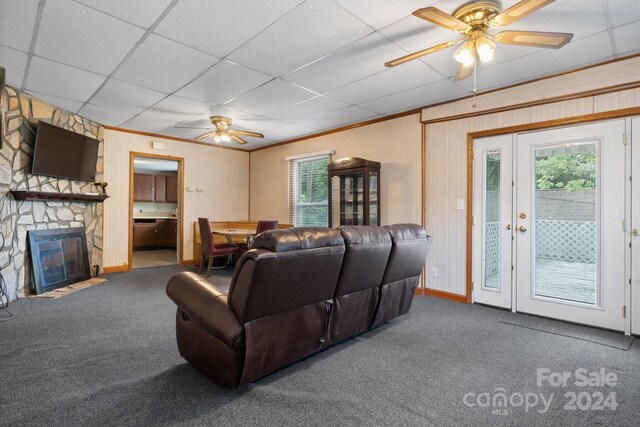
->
<box><xmin>456</xmin><ymin>199</ymin><xmax>465</xmax><ymax>210</ymax></box>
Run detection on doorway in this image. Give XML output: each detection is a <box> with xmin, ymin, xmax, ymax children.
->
<box><xmin>472</xmin><ymin>120</ymin><xmax>630</xmax><ymax>332</ymax></box>
<box><xmin>129</xmin><ymin>153</ymin><xmax>183</xmax><ymax>269</ymax></box>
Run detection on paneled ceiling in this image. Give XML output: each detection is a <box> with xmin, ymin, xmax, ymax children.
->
<box><xmin>1</xmin><ymin>0</ymin><xmax>639</xmax><ymax>149</ymax></box>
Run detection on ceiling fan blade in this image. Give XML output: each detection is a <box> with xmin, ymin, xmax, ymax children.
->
<box><xmin>230</xmin><ymin>129</ymin><xmax>264</xmax><ymax>138</ymax></box>
<box><xmin>455</xmin><ymin>63</ymin><xmax>473</xmax><ymax>81</ymax></box>
<box><xmin>229</xmin><ymin>133</ymin><xmax>248</xmax><ymax>145</ymax></box>
<box><xmin>413</xmin><ymin>7</ymin><xmax>469</xmax><ymax>32</ymax></box>
<box><xmin>491</xmin><ymin>0</ymin><xmax>556</xmax><ymax>27</ymax></box>
<box><xmin>195</xmin><ymin>131</ymin><xmax>212</xmax><ymax>140</ymax></box>
<box><xmin>385</xmin><ymin>41</ymin><xmax>458</xmax><ymax>67</ymax></box>
<box><xmin>495</xmin><ymin>30</ymin><xmax>573</xmax><ymax>48</ymax></box>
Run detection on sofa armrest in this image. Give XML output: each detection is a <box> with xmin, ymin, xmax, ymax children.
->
<box><xmin>166</xmin><ymin>272</ymin><xmax>244</xmax><ymax>350</ymax></box>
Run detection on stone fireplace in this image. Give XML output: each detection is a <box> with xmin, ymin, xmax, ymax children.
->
<box><xmin>0</xmin><ymin>87</ymin><xmax>105</xmax><ymax>300</ymax></box>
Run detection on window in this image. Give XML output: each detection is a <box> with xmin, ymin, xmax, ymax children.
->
<box><xmin>288</xmin><ymin>153</ymin><xmax>332</xmax><ymax>227</ymax></box>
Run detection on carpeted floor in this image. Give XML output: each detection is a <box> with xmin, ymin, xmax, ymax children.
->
<box><xmin>1</xmin><ymin>265</ymin><xmax>639</xmax><ymax>426</ymax></box>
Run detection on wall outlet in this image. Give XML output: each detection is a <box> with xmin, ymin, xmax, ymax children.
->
<box><xmin>456</xmin><ymin>199</ymin><xmax>465</xmax><ymax>210</ymax></box>
<box><xmin>431</xmin><ymin>267</ymin><xmax>438</xmax><ymax>278</ymax></box>
<box><xmin>186</xmin><ymin>187</ymin><xmax>193</xmax><ymax>192</ymax></box>
<box><xmin>196</xmin><ymin>188</ymin><xmax>204</xmax><ymax>192</ymax></box>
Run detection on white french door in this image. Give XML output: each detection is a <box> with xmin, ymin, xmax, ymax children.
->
<box><xmin>473</xmin><ymin>120</ymin><xmax>629</xmax><ymax>332</ymax></box>
<box><xmin>632</xmin><ymin>118</ymin><xmax>640</xmax><ymax>335</ymax></box>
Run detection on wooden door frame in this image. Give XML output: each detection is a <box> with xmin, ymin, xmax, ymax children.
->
<box><xmin>465</xmin><ymin>107</ymin><xmax>640</xmax><ymax>303</ymax></box>
<box><xmin>128</xmin><ymin>151</ymin><xmax>185</xmax><ymax>271</ymax></box>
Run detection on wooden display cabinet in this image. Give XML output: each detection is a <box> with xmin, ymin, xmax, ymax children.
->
<box><xmin>328</xmin><ymin>157</ymin><xmax>380</xmax><ymax>227</ymax></box>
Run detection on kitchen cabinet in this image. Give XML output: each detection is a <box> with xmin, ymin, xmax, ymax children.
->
<box><xmin>155</xmin><ymin>175</ymin><xmax>166</xmax><ymax>202</ymax></box>
<box><xmin>157</xmin><ymin>219</ymin><xmax>177</xmax><ymax>248</ymax></box>
<box><xmin>133</xmin><ymin>221</ymin><xmax>157</xmax><ymax>248</ymax></box>
<box><xmin>133</xmin><ymin>174</ymin><xmax>155</xmax><ymax>202</ymax></box>
<box><xmin>133</xmin><ymin>219</ymin><xmax>177</xmax><ymax>249</ymax></box>
<box><xmin>133</xmin><ymin>173</ymin><xmax>178</xmax><ymax>202</ymax></box>
<box><xmin>166</xmin><ymin>175</ymin><xmax>178</xmax><ymax>203</ymax></box>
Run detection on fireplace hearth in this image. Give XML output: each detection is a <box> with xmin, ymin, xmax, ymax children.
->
<box><xmin>28</xmin><ymin>228</ymin><xmax>92</xmax><ymax>295</ymax></box>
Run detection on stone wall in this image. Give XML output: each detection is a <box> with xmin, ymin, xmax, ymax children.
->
<box><xmin>1</xmin><ymin>87</ymin><xmax>104</xmax><ymax>301</ymax></box>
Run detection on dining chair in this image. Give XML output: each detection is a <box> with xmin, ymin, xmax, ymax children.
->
<box><xmin>198</xmin><ymin>217</ymin><xmax>240</xmax><ymax>277</ymax></box>
<box><xmin>256</xmin><ymin>220</ymin><xmax>278</xmax><ymax>234</ymax></box>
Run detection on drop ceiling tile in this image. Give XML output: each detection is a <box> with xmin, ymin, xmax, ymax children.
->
<box><xmin>325</xmin><ymin>60</ymin><xmax>442</xmax><ymax>104</ymax></box>
<box><xmin>232</xmin><ymin>117</ymin><xmax>290</xmax><ymax>134</ymax></box>
<box><xmin>176</xmin><ymin>61</ymin><xmax>273</xmax><ymax>105</ymax></box>
<box><xmin>35</xmin><ymin>0</ymin><xmax>145</xmax><ymax>75</ymax></box>
<box><xmin>225</xmin><ymin>79</ymin><xmax>316</xmax><ymax>116</ymax></box>
<box><xmin>227</xmin><ymin>0</ymin><xmax>372</xmax><ymax>76</ymax></box>
<box><xmin>283</xmin><ymin>33</ymin><xmax>409</xmax><ymax>93</ymax></box>
<box><xmin>471</xmin><ymin>31</ymin><xmax>614</xmax><ymax>92</ymax></box>
<box><xmin>333</xmin><ymin>0</ymin><xmax>437</xmax><ymax>30</ymax></box>
<box><xmin>120</xmin><ymin>114</ymin><xmax>178</xmax><ymax>133</ymax></box>
<box><xmin>144</xmin><ymin>95</ymin><xmax>212</xmax><ymax>122</ymax></box>
<box><xmin>490</xmin><ymin>0</ymin><xmax>606</xmax><ymax>42</ymax></box>
<box><xmin>89</xmin><ymin>79</ymin><xmax>166</xmax><ymax>115</ymax></box>
<box><xmin>157</xmin><ymin>126</ymin><xmax>204</xmax><ymax>140</ymax></box>
<box><xmin>265</xmin><ymin>96</ymin><xmax>348</xmax><ymax>121</ymax></box>
<box><xmin>298</xmin><ymin>106</ymin><xmax>378</xmax><ymax>130</ymax></box>
<box><xmin>74</xmin><ymin>0</ymin><xmax>174</xmax><ymax>29</ymax></box>
<box><xmin>380</xmin><ymin>14</ymin><xmax>461</xmax><ymax>56</ymax></box>
<box><xmin>0</xmin><ymin>45</ymin><xmax>28</xmax><ymax>87</ymax></box>
<box><xmin>155</xmin><ymin>0</ymin><xmax>304</xmax><ymax>58</ymax></box>
<box><xmin>25</xmin><ymin>56</ymin><xmax>106</xmax><ymax>101</ymax></box>
<box><xmin>358</xmin><ymin>79</ymin><xmax>466</xmax><ymax>115</ymax></box>
<box><xmin>262</xmin><ymin>124</ymin><xmax>317</xmax><ymax>142</ymax></box>
<box><xmin>613</xmin><ymin>21</ymin><xmax>640</xmax><ymax>55</ymax></box>
<box><xmin>25</xmin><ymin>91</ymin><xmax>84</xmax><ymax>113</ymax></box>
<box><xmin>114</xmin><ymin>34</ymin><xmax>219</xmax><ymax>93</ymax></box>
<box><xmin>607</xmin><ymin>0</ymin><xmax>640</xmax><ymax>27</ymax></box>
<box><xmin>0</xmin><ymin>0</ymin><xmax>39</xmax><ymax>52</ymax></box>
<box><xmin>77</xmin><ymin>104</ymin><xmax>135</xmax><ymax>126</ymax></box>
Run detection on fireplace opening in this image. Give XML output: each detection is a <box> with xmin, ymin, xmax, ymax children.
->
<box><xmin>28</xmin><ymin>227</ymin><xmax>92</xmax><ymax>294</ymax></box>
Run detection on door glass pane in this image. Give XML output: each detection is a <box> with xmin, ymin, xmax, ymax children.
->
<box><xmin>533</xmin><ymin>143</ymin><xmax>597</xmax><ymax>305</ymax></box>
<box><xmin>483</xmin><ymin>150</ymin><xmax>501</xmax><ymax>289</ymax></box>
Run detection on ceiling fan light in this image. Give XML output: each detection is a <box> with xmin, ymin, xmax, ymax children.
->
<box><xmin>476</xmin><ymin>35</ymin><xmax>496</xmax><ymax>64</ymax></box>
<box><xmin>454</xmin><ymin>40</ymin><xmax>475</xmax><ymax>68</ymax></box>
<box><xmin>212</xmin><ymin>133</ymin><xmax>222</xmax><ymax>143</ymax></box>
<box><xmin>221</xmin><ymin>133</ymin><xmax>231</xmax><ymax>142</ymax></box>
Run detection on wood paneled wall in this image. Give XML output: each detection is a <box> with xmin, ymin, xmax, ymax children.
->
<box><xmin>249</xmin><ymin>114</ymin><xmax>423</xmax><ymax>226</ymax></box>
<box><xmin>103</xmin><ymin>130</ymin><xmax>249</xmax><ymax>268</ymax></box>
<box><xmin>423</xmin><ymin>57</ymin><xmax>640</xmax><ymax>297</ymax></box>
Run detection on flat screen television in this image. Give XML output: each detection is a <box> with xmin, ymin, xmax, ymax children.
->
<box><xmin>31</xmin><ymin>122</ymin><xmax>99</xmax><ymax>182</ymax></box>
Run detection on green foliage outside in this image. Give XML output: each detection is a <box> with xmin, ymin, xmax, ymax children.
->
<box><xmin>536</xmin><ymin>152</ymin><xmax>596</xmax><ymax>191</ymax></box>
<box><xmin>296</xmin><ymin>157</ymin><xmax>329</xmax><ymax>226</ymax></box>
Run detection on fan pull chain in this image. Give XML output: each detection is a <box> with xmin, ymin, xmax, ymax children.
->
<box><xmin>472</xmin><ymin>60</ymin><xmax>477</xmax><ymax>108</ymax></box>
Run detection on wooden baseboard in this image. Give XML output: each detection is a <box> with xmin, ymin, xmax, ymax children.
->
<box><xmin>415</xmin><ymin>288</ymin><xmax>425</xmax><ymax>296</ymax></box>
<box><xmin>424</xmin><ymin>288</ymin><xmax>469</xmax><ymax>304</ymax></box>
<box><xmin>180</xmin><ymin>259</ymin><xmax>194</xmax><ymax>266</ymax></box>
<box><xmin>103</xmin><ymin>265</ymin><xmax>129</xmax><ymax>273</ymax></box>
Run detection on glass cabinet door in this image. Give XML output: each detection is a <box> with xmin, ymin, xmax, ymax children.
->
<box><xmin>331</xmin><ymin>173</ymin><xmax>364</xmax><ymax>226</ymax></box>
<box><xmin>369</xmin><ymin>171</ymin><xmax>378</xmax><ymax>225</ymax></box>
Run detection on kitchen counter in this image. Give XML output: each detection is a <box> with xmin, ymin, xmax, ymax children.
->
<box><xmin>133</xmin><ymin>213</ymin><xmax>177</xmax><ymax>220</ymax></box>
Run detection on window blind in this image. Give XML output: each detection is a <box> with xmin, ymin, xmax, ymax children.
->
<box><xmin>288</xmin><ymin>153</ymin><xmax>332</xmax><ymax>227</ymax></box>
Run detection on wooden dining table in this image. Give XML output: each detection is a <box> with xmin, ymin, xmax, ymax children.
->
<box><xmin>211</xmin><ymin>227</ymin><xmax>257</xmax><ymax>246</ymax></box>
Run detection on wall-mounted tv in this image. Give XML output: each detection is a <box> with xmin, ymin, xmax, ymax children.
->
<box><xmin>31</xmin><ymin>121</ymin><xmax>99</xmax><ymax>182</ymax></box>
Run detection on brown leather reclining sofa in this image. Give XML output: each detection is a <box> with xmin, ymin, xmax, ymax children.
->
<box><xmin>166</xmin><ymin>223</ymin><xmax>431</xmax><ymax>388</ymax></box>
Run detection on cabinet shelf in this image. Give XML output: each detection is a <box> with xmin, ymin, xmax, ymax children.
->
<box><xmin>10</xmin><ymin>190</ymin><xmax>109</xmax><ymax>203</ymax></box>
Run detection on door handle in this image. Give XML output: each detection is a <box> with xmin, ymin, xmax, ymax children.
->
<box><xmin>518</xmin><ymin>225</ymin><xmax>527</xmax><ymax>232</ymax></box>
<box><xmin>506</xmin><ymin>224</ymin><xmax>511</xmax><ymax>230</ymax></box>
<box><xmin>633</xmin><ymin>229</ymin><xmax>638</xmax><ymax>237</ymax></box>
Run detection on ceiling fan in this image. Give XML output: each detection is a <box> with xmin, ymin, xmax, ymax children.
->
<box><xmin>187</xmin><ymin>116</ymin><xmax>264</xmax><ymax>145</ymax></box>
<box><xmin>385</xmin><ymin>0</ymin><xmax>574</xmax><ymax>80</ymax></box>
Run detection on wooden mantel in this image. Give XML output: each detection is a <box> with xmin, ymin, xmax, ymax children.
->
<box><xmin>10</xmin><ymin>190</ymin><xmax>109</xmax><ymax>203</ymax></box>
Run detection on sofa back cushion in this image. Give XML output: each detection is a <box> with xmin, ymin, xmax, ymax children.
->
<box><xmin>227</xmin><ymin>227</ymin><xmax>345</xmax><ymax>324</ymax></box>
<box><xmin>381</xmin><ymin>224</ymin><xmax>432</xmax><ymax>284</ymax></box>
<box><xmin>335</xmin><ymin>226</ymin><xmax>392</xmax><ymax>296</ymax></box>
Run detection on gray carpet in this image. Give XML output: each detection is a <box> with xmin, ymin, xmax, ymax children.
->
<box><xmin>499</xmin><ymin>312</ymin><xmax>635</xmax><ymax>350</ymax></box>
<box><xmin>1</xmin><ymin>265</ymin><xmax>639</xmax><ymax>426</ymax></box>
